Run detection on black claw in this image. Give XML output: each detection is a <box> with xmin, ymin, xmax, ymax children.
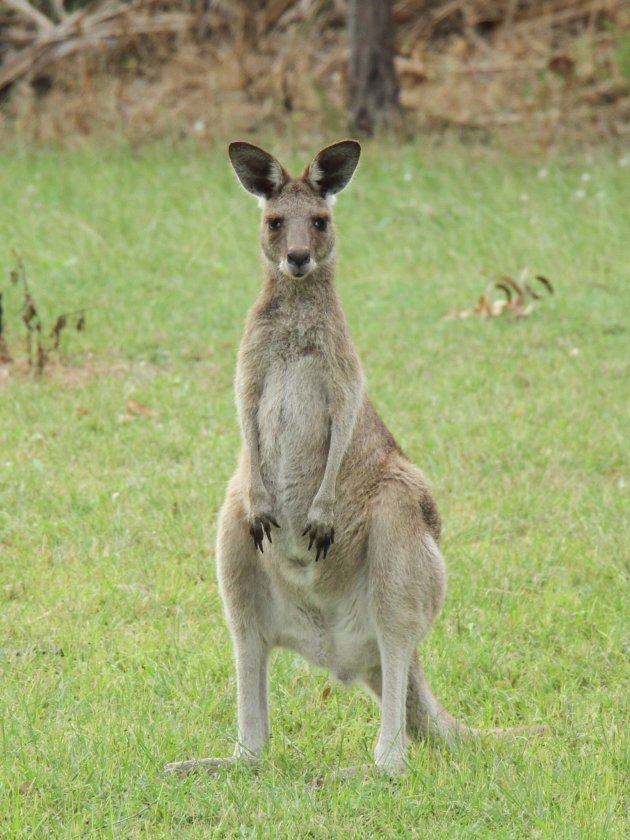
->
<box><xmin>250</xmin><ymin>512</ymin><xmax>280</xmax><ymax>553</ymax></box>
<box><xmin>252</xmin><ymin>532</ymin><xmax>261</xmax><ymax>551</ymax></box>
<box><xmin>322</xmin><ymin>543</ymin><xmax>329</xmax><ymax>560</ymax></box>
<box><xmin>308</xmin><ymin>533</ymin><xmax>315</xmax><ymax>551</ymax></box>
<box><xmin>330</xmin><ymin>528</ymin><xmax>335</xmax><ymax>545</ymax></box>
<box><xmin>315</xmin><ymin>545</ymin><xmax>322</xmax><ymax>562</ymax></box>
<box><xmin>302</xmin><ymin>526</ymin><xmax>309</xmax><ymax>537</ymax></box>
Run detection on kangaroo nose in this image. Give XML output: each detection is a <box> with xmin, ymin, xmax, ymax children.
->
<box><xmin>287</xmin><ymin>250</ymin><xmax>311</xmax><ymax>269</ymax></box>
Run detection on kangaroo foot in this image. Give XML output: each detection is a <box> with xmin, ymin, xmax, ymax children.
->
<box><xmin>164</xmin><ymin>757</ymin><xmax>239</xmax><ymax>777</ymax></box>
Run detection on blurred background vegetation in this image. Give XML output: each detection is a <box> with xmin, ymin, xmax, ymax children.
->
<box><xmin>0</xmin><ymin>0</ymin><xmax>629</xmax><ymax>146</ymax></box>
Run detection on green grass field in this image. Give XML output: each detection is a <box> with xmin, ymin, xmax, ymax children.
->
<box><xmin>0</xmin><ymin>140</ymin><xmax>628</xmax><ymax>838</ymax></box>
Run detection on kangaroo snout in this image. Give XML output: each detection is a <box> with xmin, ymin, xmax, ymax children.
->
<box><xmin>287</xmin><ymin>250</ymin><xmax>311</xmax><ymax>269</ymax></box>
<box><xmin>284</xmin><ymin>249</ymin><xmax>315</xmax><ymax>278</ymax></box>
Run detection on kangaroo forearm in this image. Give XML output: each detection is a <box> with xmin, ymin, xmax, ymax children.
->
<box><xmin>316</xmin><ymin>430</ymin><xmax>350</xmax><ymax>503</ymax></box>
<box><xmin>315</xmin><ymin>390</ymin><xmax>362</xmax><ymax>505</ymax></box>
<box><xmin>238</xmin><ymin>392</ymin><xmax>279</xmax><ymax>552</ymax></box>
<box><xmin>240</xmin><ymin>406</ymin><xmax>267</xmax><ymax>500</ymax></box>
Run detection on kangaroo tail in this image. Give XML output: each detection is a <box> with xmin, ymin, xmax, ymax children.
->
<box><xmin>407</xmin><ymin>653</ymin><xmax>546</xmax><ymax>742</ymax></box>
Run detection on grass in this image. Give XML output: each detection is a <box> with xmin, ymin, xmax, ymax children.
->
<box><xmin>0</xmin><ymin>138</ymin><xmax>628</xmax><ymax>838</ymax></box>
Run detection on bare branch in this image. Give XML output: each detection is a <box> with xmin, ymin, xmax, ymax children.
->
<box><xmin>3</xmin><ymin>0</ymin><xmax>54</xmax><ymax>31</ymax></box>
<box><xmin>50</xmin><ymin>0</ymin><xmax>67</xmax><ymax>22</ymax></box>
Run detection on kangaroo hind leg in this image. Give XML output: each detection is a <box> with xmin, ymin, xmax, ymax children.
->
<box><xmin>165</xmin><ymin>492</ymin><xmax>272</xmax><ymax>776</ymax></box>
<box><xmin>365</xmin><ymin>482</ymin><xmax>448</xmax><ymax>772</ymax></box>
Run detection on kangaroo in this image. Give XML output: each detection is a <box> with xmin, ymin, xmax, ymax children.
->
<box><xmin>165</xmin><ymin>140</ymin><xmax>541</xmax><ymax>778</ymax></box>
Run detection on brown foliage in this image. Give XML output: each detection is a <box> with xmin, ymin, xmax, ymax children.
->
<box><xmin>2</xmin><ymin>253</ymin><xmax>89</xmax><ymax>374</ymax></box>
<box><xmin>0</xmin><ymin>1</ymin><xmax>628</xmax><ymax>143</ymax></box>
<box><xmin>446</xmin><ymin>270</ymin><xmax>555</xmax><ymax>320</ymax></box>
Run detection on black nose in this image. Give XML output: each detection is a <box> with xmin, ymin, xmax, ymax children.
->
<box><xmin>287</xmin><ymin>250</ymin><xmax>311</xmax><ymax>269</ymax></box>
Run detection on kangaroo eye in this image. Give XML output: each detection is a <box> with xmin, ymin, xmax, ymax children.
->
<box><xmin>313</xmin><ymin>217</ymin><xmax>328</xmax><ymax>231</ymax></box>
<box><xmin>268</xmin><ymin>218</ymin><xmax>283</xmax><ymax>231</ymax></box>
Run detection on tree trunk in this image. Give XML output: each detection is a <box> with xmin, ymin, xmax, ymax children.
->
<box><xmin>348</xmin><ymin>0</ymin><xmax>399</xmax><ymax>135</ymax></box>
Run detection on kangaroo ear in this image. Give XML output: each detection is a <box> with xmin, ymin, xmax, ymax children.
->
<box><xmin>228</xmin><ymin>142</ymin><xmax>289</xmax><ymax>200</ymax></box>
<box><xmin>305</xmin><ymin>140</ymin><xmax>361</xmax><ymax>198</ymax></box>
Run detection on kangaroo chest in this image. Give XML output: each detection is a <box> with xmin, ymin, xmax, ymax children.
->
<box><xmin>255</xmin><ymin>324</ymin><xmax>332</xmax><ymax>541</ymax></box>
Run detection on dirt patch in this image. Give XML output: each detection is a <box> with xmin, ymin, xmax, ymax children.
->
<box><xmin>0</xmin><ymin>356</ymin><xmax>161</xmax><ymax>386</ymax></box>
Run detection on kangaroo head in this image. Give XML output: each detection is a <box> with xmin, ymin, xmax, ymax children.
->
<box><xmin>228</xmin><ymin>140</ymin><xmax>361</xmax><ymax>280</ymax></box>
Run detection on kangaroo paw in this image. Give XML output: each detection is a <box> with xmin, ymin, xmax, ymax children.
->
<box><xmin>248</xmin><ymin>512</ymin><xmax>280</xmax><ymax>553</ymax></box>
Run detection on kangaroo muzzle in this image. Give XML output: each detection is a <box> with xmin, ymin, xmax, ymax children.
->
<box><xmin>281</xmin><ymin>249</ymin><xmax>316</xmax><ymax>278</ymax></box>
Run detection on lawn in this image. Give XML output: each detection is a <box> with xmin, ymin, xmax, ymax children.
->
<box><xmin>0</xmin><ymin>139</ymin><xmax>628</xmax><ymax>838</ymax></box>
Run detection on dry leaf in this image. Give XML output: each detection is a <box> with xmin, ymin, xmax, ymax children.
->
<box><xmin>21</xmin><ymin>295</ymin><xmax>37</xmax><ymax>327</ymax></box>
<box><xmin>290</xmin><ymin>675</ymin><xmax>305</xmax><ymax>693</ymax></box>
<box><xmin>321</xmin><ymin>685</ymin><xmax>332</xmax><ymax>703</ymax></box>
<box><xmin>19</xmin><ymin>780</ymin><xmax>34</xmax><ymax>796</ymax></box>
<box><xmin>126</xmin><ymin>401</ymin><xmax>159</xmax><ymax>418</ymax></box>
<box><xmin>446</xmin><ymin>271</ymin><xmax>553</xmax><ymax>320</ymax></box>
<box><xmin>50</xmin><ymin>314</ymin><xmax>67</xmax><ymax>349</ymax></box>
<box><xmin>548</xmin><ymin>54</ymin><xmax>575</xmax><ymax>80</ymax></box>
<box><xmin>535</xmin><ymin>275</ymin><xmax>554</xmax><ymax>294</ymax></box>
<box><xmin>495</xmin><ymin>282</ymin><xmax>513</xmax><ymax>302</ymax></box>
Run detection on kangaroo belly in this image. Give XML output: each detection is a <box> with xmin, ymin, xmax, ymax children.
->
<box><xmin>258</xmin><ymin>357</ymin><xmax>329</xmax><ymax>534</ymax></box>
<box><xmin>270</xmin><ymin>574</ymin><xmax>380</xmax><ymax>681</ymax></box>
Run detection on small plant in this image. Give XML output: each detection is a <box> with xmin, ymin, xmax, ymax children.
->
<box><xmin>0</xmin><ymin>290</ymin><xmax>12</xmax><ymax>364</ymax></box>
<box><xmin>5</xmin><ymin>252</ymin><xmax>89</xmax><ymax>373</ymax></box>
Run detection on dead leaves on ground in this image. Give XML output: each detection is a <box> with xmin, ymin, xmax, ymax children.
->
<box><xmin>447</xmin><ymin>271</ymin><xmax>554</xmax><ymax>320</ymax></box>
<box><xmin>117</xmin><ymin>400</ymin><xmax>160</xmax><ymax>424</ymax></box>
<box><xmin>77</xmin><ymin>398</ymin><xmax>160</xmax><ymax>424</ymax></box>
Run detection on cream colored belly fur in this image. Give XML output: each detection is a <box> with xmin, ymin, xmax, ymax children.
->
<box><xmin>255</xmin><ymin>357</ymin><xmax>378</xmax><ymax>678</ymax></box>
